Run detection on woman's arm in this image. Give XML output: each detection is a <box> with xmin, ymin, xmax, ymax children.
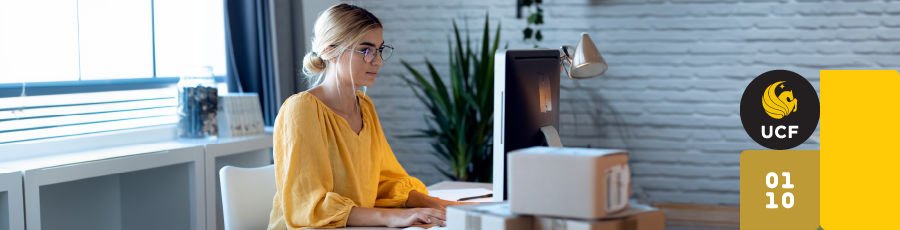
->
<box><xmin>347</xmin><ymin>206</ymin><xmax>446</xmax><ymax>227</ymax></box>
<box><xmin>405</xmin><ymin>190</ymin><xmax>475</xmax><ymax>211</ymax></box>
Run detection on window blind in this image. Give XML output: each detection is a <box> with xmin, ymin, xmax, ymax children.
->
<box><xmin>0</xmin><ymin>88</ymin><xmax>178</xmax><ymax>144</ymax></box>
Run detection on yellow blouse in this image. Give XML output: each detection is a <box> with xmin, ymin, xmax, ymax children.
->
<box><xmin>267</xmin><ymin>91</ymin><xmax>429</xmax><ymax>230</ymax></box>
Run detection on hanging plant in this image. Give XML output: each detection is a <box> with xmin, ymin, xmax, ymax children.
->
<box><xmin>521</xmin><ymin>0</ymin><xmax>544</xmax><ymax>48</ymax></box>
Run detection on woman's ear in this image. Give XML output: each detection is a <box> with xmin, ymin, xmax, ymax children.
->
<box><xmin>323</xmin><ymin>46</ymin><xmax>337</xmax><ymax>64</ymax></box>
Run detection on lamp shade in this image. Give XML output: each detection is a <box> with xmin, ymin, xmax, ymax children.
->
<box><xmin>560</xmin><ymin>33</ymin><xmax>608</xmax><ymax>79</ymax></box>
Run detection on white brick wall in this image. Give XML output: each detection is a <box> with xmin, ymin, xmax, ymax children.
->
<box><xmin>354</xmin><ymin>0</ymin><xmax>898</xmax><ymax>205</ymax></box>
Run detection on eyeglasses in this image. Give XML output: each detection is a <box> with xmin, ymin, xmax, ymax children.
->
<box><xmin>346</xmin><ymin>45</ymin><xmax>393</xmax><ymax>63</ymax></box>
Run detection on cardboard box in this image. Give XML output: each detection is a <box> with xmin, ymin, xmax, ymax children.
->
<box><xmin>533</xmin><ymin>204</ymin><xmax>665</xmax><ymax>230</ymax></box>
<box><xmin>447</xmin><ymin>202</ymin><xmax>533</xmax><ymax>230</ymax></box>
<box><xmin>509</xmin><ymin>147</ymin><xmax>631</xmax><ymax>219</ymax></box>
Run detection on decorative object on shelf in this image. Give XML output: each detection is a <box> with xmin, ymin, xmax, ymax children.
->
<box><xmin>178</xmin><ymin>67</ymin><xmax>218</xmax><ymax>138</ymax></box>
<box><xmin>217</xmin><ymin>93</ymin><xmax>265</xmax><ymax>137</ymax></box>
<box><xmin>400</xmin><ymin>14</ymin><xmax>502</xmax><ymax>182</ymax></box>
<box><xmin>519</xmin><ymin>0</ymin><xmax>544</xmax><ymax>48</ymax></box>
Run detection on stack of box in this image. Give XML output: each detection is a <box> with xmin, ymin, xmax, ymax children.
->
<box><xmin>447</xmin><ymin>202</ymin><xmax>533</xmax><ymax>230</ymax></box>
<box><xmin>531</xmin><ymin>203</ymin><xmax>665</xmax><ymax>230</ymax></box>
<box><xmin>217</xmin><ymin>93</ymin><xmax>266</xmax><ymax>137</ymax></box>
<box><xmin>447</xmin><ymin>146</ymin><xmax>666</xmax><ymax>230</ymax></box>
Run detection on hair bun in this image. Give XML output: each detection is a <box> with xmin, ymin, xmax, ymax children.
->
<box><xmin>302</xmin><ymin>51</ymin><xmax>326</xmax><ymax>76</ymax></box>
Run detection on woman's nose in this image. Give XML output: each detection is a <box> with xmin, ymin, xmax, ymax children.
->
<box><xmin>371</xmin><ymin>52</ymin><xmax>384</xmax><ymax>66</ymax></box>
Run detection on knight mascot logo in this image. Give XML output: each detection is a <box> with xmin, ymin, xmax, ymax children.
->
<box><xmin>763</xmin><ymin>81</ymin><xmax>797</xmax><ymax>119</ymax></box>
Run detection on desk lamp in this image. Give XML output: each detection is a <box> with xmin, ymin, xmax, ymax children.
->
<box><xmin>560</xmin><ymin>33</ymin><xmax>608</xmax><ymax>79</ymax></box>
<box><xmin>541</xmin><ymin>32</ymin><xmax>609</xmax><ymax>147</ymax></box>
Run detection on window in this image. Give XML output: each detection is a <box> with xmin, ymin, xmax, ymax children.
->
<box><xmin>0</xmin><ymin>0</ymin><xmax>227</xmax><ymax>144</ymax></box>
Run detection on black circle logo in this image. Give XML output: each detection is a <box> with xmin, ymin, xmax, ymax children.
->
<box><xmin>740</xmin><ymin>70</ymin><xmax>820</xmax><ymax>150</ymax></box>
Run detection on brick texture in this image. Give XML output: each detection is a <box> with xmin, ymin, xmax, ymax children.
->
<box><xmin>347</xmin><ymin>0</ymin><xmax>897</xmax><ymax>205</ymax></box>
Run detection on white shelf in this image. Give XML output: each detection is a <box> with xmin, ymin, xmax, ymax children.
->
<box><xmin>0</xmin><ymin>128</ymin><xmax>274</xmax><ymax>230</ymax></box>
<box><xmin>0</xmin><ymin>170</ymin><xmax>24</xmax><ymax>230</ymax></box>
<box><xmin>16</xmin><ymin>143</ymin><xmax>206</xmax><ymax>230</ymax></box>
<box><xmin>0</xmin><ymin>142</ymin><xmax>197</xmax><ymax>172</ymax></box>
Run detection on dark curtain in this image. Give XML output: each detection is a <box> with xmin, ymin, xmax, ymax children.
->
<box><xmin>224</xmin><ymin>0</ymin><xmax>277</xmax><ymax>126</ymax></box>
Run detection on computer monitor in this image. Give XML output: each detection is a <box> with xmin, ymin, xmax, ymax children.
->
<box><xmin>492</xmin><ymin>49</ymin><xmax>561</xmax><ymax>201</ymax></box>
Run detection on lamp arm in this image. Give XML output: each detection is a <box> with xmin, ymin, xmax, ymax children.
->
<box><xmin>559</xmin><ymin>46</ymin><xmax>575</xmax><ymax>79</ymax></box>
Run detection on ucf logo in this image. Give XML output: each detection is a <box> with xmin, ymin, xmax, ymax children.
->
<box><xmin>741</xmin><ymin>70</ymin><xmax>819</xmax><ymax>150</ymax></box>
<box><xmin>763</xmin><ymin>81</ymin><xmax>796</xmax><ymax>119</ymax></box>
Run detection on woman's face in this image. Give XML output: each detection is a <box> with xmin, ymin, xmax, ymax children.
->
<box><xmin>331</xmin><ymin>28</ymin><xmax>384</xmax><ymax>88</ymax></box>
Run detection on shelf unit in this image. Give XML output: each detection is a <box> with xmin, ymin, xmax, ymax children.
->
<box><xmin>0</xmin><ymin>126</ymin><xmax>274</xmax><ymax>230</ymax></box>
<box><xmin>192</xmin><ymin>134</ymin><xmax>273</xmax><ymax>230</ymax></box>
<box><xmin>0</xmin><ymin>143</ymin><xmax>206</xmax><ymax>230</ymax></box>
<box><xmin>0</xmin><ymin>169</ymin><xmax>23</xmax><ymax>230</ymax></box>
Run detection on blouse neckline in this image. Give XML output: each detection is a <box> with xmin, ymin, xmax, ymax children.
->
<box><xmin>302</xmin><ymin>91</ymin><xmax>368</xmax><ymax>137</ymax></box>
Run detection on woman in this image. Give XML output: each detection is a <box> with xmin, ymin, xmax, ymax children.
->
<box><xmin>267</xmin><ymin>4</ymin><xmax>470</xmax><ymax>229</ymax></box>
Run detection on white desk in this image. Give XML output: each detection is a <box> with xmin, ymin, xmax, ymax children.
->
<box><xmin>0</xmin><ymin>143</ymin><xmax>206</xmax><ymax>230</ymax></box>
<box><xmin>307</xmin><ymin>181</ymin><xmax>493</xmax><ymax>230</ymax></box>
<box><xmin>0</xmin><ymin>169</ymin><xmax>24</xmax><ymax>230</ymax></box>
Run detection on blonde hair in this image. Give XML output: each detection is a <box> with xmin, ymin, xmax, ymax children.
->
<box><xmin>302</xmin><ymin>3</ymin><xmax>382</xmax><ymax>87</ymax></box>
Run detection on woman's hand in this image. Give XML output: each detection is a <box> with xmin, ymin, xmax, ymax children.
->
<box><xmin>405</xmin><ymin>190</ymin><xmax>476</xmax><ymax>212</ymax></box>
<box><xmin>381</xmin><ymin>208</ymin><xmax>447</xmax><ymax>228</ymax></box>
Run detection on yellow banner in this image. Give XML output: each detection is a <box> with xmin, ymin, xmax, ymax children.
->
<box><xmin>820</xmin><ymin>70</ymin><xmax>900</xmax><ymax>229</ymax></box>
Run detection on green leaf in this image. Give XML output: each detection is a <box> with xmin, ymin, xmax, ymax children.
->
<box><xmin>479</xmin><ymin>12</ymin><xmax>491</xmax><ymax>89</ymax></box>
<box><xmin>535</xmin><ymin>12</ymin><xmax>544</xmax><ymax>25</ymax></box>
<box><xmin>522</xmin><ymin>0</ymin><xmax>533</xmax><ymax>7</ymax></box>
<box><xmin>527</xmin><ymin>13</ymin><xmax>538</xmax><ymax>24</ymax></box>
<box><xmin>462</xmin><ymin>93</ymin><xmax>480</xmax><ymax>115</ymax></box>
<box><xmin>399</xmin><ymin>75</ymin><xmax>433</xmax><ymax>109</ymax></box>
<box><xmin>523</xmin><ymin>27</ymin><xmax>533</xmax><ymax>40</ymax></box>
<box><xmin>425</xmin><ymin>59</ymin><xmax>452</xmax><ymax>113</ymax></box>
<box><xmin>536</xmin><ymin>30</ymin><xmax>543</xmax><ymax>42</ymax></box>
<box><xmin>432</xmin><ymin>162</ymin><xmax>459</xmax><ymax>181</ymax></box>
<box><xmin>452</xmin><ymin>20</ymin><xmax>466</xmax><ymax>81</ymax></box>
<box><xmin>478</xmin><ymin>22</ymin><xmax>501</xmax><ymax>107</ymax></box>
<box><xmin>431</xmin><ymin>143</ymin><xmax>453</xmax><ymax>162</ymax></box>
<box><xmin>401</xmin><ymin>60</ymin><xmax>451</xmax><ymax>118</ymax></box>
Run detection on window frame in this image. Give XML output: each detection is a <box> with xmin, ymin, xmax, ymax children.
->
<box><xmin>0</xmin><ymin>76</ymin><xmax>226</xmax><ymax>98</ymax></box>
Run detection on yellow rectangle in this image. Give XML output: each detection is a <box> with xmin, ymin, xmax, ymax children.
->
<box><xmin>741</xmin><ymin>150</ymin><xmax>819</xmax><ymax>230</ymax></box>
<box><xmin>820</xmin><ymin>70</ymin><xmax>900</xmax><ymax>229</ymax></box>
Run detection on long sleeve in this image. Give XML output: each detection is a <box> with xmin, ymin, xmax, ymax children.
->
<box><xmin>271</xmin><ymin>96</ymin><xmax>358</xmax><ymax>229</ymax></box>
<box><xmin>374</xmin><ymin>148</ymin><xmax>429</xmax><ymax>208</ymax></box>
<box><xmin>369</xmin><ymin>99</ymin><xmax>429</xmax><ymax>208</ymax></box>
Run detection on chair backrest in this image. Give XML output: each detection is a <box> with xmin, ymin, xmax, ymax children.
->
<box><xmin>220</xmin><ymin>164</ymin><xmax>277</xmax><ymax>230</ymax></box>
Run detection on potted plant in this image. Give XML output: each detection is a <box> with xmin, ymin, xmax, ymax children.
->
<box><xmin>399</xmin><ymin>14</ymin><xmax>501</xmax><ymax>182</ymax></box>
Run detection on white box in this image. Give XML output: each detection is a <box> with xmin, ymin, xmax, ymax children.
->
<box><xmin>509</xmin><ymin>147</ymin><xmax>631</xmax><ymax>219</ymax></box>
<box><xmin>447</xmin><ymin>202</ymin><xmax>533</xmax><ymax>230</ymax></box>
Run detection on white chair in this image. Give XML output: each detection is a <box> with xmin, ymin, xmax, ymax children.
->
<box><xmin>220</xmin><ymin>164</ymin><xmax>277</xmax><ymax>230</ymax></box>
